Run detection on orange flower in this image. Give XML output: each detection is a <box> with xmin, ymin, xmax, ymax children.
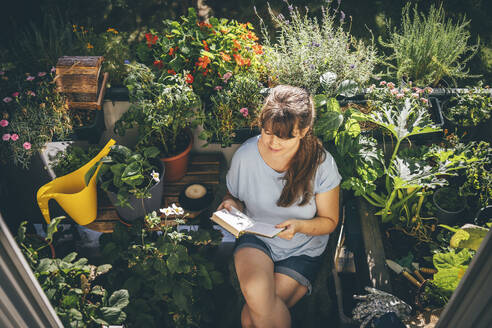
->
<box><xmin>169</xmin><ymin>47</ymin><xmax>177</xmax><ymax>56</ymax></box>
<box><xmin>145</xmin><ymin>33</ymin><xmax>158</xmax><ymax>48</ymax></box>
<box><xmin>221</xmin><ymin>29</ymin><xmax>229</xmax><ymax>34</ymax></box>
<box><xmin>86</xmin><ymin>42</ymin><xmax>94</xmax><ymax>49</ymax></box>
<box><xmin>247</xmin><ymin>31</ymin><xmax>258</xmax><ymax>41</ymax></box>
<box><xmin>202</xmin><ymin>40</ymin><xmax>209</xmax><ymax>51</ymax></box>
<box><xmin>167</xmin><ymin>69</ymin><xmax>176</xmax><ymax>75</ymax></box>
<box><xmin>233</xmin><ymin>54</ymin><xmax>251</xmax><ymax>67</ymax></box>
<box><xmin>198</xmin><ymin>21</ymin><xmax>212</xmax><ymax>29</ymax></box>
<box><xmin>107</xmin><ymin>27</ymin><xmax>118</xmax><ymax>34</ymax></box>
<box><xmin>220</xmin><ymin>52</ymin><xmax>231</xmax><ymax>62</ymax></box>
<box><xmin>233</xmin><ymin>39</ymin><xmax>242</xmax><ymax>50</ymax></box>
<box><xmin>252</xmin><ymin>44</ymin><xmax>263</xmax><ymax>55</ymax></box>
<box><xmin>196</xmin><ymin>56</ymin><xmax>211</xmax><ymax>69</ymax></box>
<box><xmin>186</xmin><ymin>74</ymin><xmax>194</xmax><ymax>84</ymax></box>
<box><xmin>153</xmin><ymin>60</ymin><xmax>164</xmax><ymax>69</ymax></box>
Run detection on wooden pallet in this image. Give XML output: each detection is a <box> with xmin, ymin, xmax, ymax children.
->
<box><xmin>84</xmin><ymin>153</ymin><xmax>223</xmax><ymax>233</ymax></box>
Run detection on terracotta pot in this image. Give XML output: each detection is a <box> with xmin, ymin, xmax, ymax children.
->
<box><xmin>161</xmin><ymin>134</ymin><xmax>193</xmax><ymax>182</ymax></box>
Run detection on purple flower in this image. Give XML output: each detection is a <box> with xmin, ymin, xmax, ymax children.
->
<box><xmin>214</xmin><ymin>86</ymin><xmax>223</xmax><ymax>91</ymax></box>
<box><xmin>0</xmin><ymin>71</ymin><xmax>4</xmax><ymax>75</ymax></box>
<box><xmin>38</xmin><ymin>72</ymin><xmax>47</xmax><ymax>77</ymax></box>
<box><xmin>340</xmin><ymin>11</ymin><xmax>345</xmax><ymax>21</ymax></box>
<box><xmin>12</xmin><ymin>92</ymin><xmax>19</xmax><ymax>97</ymax></box>
<box><xmin>26</xmin><ymin>76</ymin><xmax>35</xmax><ymax>81</ymax></box>
<box><xmin>239</xmin><ymin>107</ymin><xmax>249</xmax><ymax>117</ymax></box>
<box><xmin>10</xmin><ymin>134</ymin><xmax>19</xmax><ymax>141</ymax></box>
<box><xmin>310</xmin><ymin>41</ymin><xmax>321</xmax><ymax>47</ymax></box>
<box><xmin>3</xmin><ymin>97</ymin><xmax>12</xmax><ymax>103</ymax></box>
<box><xmin>23</xmin><ymin>142</ymin><xmax>32</xmax><ymax>150</ymax></box>
<box><xmin>288</xmin><ymin>5</ymin><xmax>294</xmax><ymax>12</ymax></box>
<box><xmin>2</xmin><ymin>134</ymin><xmax>11</xmax><ymax>141</ymax></box>
<box><xmin>349</xmin><ymin>64</ymin><xmax>355</xmax><ymax>69</ymax></box>
<box><xmin>0</xmin><ymin>119</ymin><xmax>8</xmax><ymax>127</ymax></box>
<box><xmin>310</xmin><ymin>64</ymin><xmax>315</xmax><ymax>70</ymax></box>
<box><xmin>124</xmin><ymin>60</ymin><xmax>130</xmax><ymax>64</ymax></box>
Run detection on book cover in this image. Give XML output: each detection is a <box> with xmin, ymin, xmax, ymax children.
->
<box><xmin>210</xmin><ymin>206</ymin><xmax>284</xmax><ymax>238</ymax></box>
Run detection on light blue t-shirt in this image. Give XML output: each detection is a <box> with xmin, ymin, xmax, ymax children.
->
<box><xmin>226</xmin><ymin>135</ymin><xmax>342</xmax><ymax>261</ymax></box>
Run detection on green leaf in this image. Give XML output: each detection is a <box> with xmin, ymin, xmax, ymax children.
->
<box><xmin>46</xmin><ymin>216</ymin><xmax>64</xmax><ymax>243</ymax></box>
<box><xmin>96</xmin><ymin>264</ymin><xmax>112</xmax><ymax>276</ymax></box>
<box><xmin>68</xmin><ymin>308</ymin><xmax>83</xmax><ymax>321</ymax></box>
<box><xmin>62</xmin><ymin>252</ymin><xmax>77</xmax><ymax>263</ymax></box>
<box><xmin>433</xmin><ymin>249</ymin><xmax>471</xmax><ymax>270</ymax></box>
<box><xmin>172</xmin><ymin>285</ymin><xmax>190</xmax><ymax>312</ymax></box>
<box><xmin>122</xmin><ymin>161</ymin><xmax>141</xmax><ymax>178</ymax></box>
<box><xmin>143</xmin><ymin>146</ymin><xmax>160</xmax><ymax>159</ymax></box>
<box><xmin>337</xmin><ymin>79</ymin><xmax>359</xmax><ymax>98</ymax></box>
<box><xmin>17</xmin><ymin>221</ymin><xmax>27</xmax><ymax>243</ymax></box>
<box><xmin>449</xmin><ymin>224</ymin><xmax>489</xmax><ymax>250</ymax></box>
<box><xmin>198</xmin><ymin>264</ymin><xmax>213</xmax><ymax>289</ymax></box>
<box><xmin>166</xmin><ymin>253</ymin><xmax>180</xmax><ymax>273</ymax></box>
<box><xmin>108</xmin><ymin>289</ymin><xmax>130</xmax><ymax>309</ymax></box>
<box><xmin>100</xmin><ymin>306</ymin><xmax>126</xmax><ymax>324</ymax></box>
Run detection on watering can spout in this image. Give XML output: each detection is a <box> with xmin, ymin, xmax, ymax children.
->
<box><xmin>37</xmin><ymin>139</ymin><xmax>116</xmax><ymax>225</ymax></box>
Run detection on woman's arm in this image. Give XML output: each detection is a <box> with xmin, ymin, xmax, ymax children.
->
<box><xmin>275</xmin><ymin>186</ymin><xmax>340</xmax><ymax>240</ymax></box>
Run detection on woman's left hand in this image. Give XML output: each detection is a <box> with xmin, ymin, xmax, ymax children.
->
<box><xmin>275</xmin><ymin>219</ymin><xmax>303</xmax><ymax>240</ymax></box>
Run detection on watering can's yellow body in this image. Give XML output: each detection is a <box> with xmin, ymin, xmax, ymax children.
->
<box><xmin>37</xmin><ymin>139</ymin><xmax>116</xmax><ymax>225</ymax></box>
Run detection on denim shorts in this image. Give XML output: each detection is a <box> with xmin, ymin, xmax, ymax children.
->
<box><xmin>234</xmin><ymin>234</ymin><xmax>323</xmax><ymax>295</ymax></box>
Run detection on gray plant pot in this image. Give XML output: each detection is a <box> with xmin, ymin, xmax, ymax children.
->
<box><xmin>433</xmin><ymin>187</ymin><xmax>466</xmax><ymax>225</ymax></box>
<box><xmin>106</xmin><ymin>162</ymin><xmax>165</xmax><ymax>222</ymax></box>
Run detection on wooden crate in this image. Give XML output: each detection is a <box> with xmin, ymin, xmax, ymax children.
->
<box><xmin>55</xmin><ymin>56</ymin><xmax>108</xmax><ymax>110</ymax></box>
<box><xmin>85</xmin><ymin>153</ymin><xmax>223</xmax><ymax>233</ymax></box>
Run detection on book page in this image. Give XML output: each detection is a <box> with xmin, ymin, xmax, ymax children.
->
<box><xmin>214</xmin><ymin>208</ymin><xmax>253</xmax><ymax>233</ymax></box>
<box><xmin>245</xmin><ymin>222</ymin><xmax>285</xmax><ymax>238</ymax></box>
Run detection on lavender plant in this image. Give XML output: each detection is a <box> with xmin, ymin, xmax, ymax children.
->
<box><xmin>257</xmin><ymin>1</ymin><xmax>378</xmax><ymax>94</ymax></box>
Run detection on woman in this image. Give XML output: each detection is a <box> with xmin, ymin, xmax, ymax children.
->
<box><xmin>217</xmin><ymin>85</ymin><xmax>341</xmax><ymax>328</ymax></box>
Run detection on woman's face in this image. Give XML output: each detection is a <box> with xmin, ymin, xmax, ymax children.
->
<box><xmin>260</xmin><ymin>124</ymin><xmax>308</xmax><ymax>157</ymax></box>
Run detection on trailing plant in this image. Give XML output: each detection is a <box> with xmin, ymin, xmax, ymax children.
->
<box><xmin>16</xmin><ymin>218</ymin><xmax>129</xmax><ymax>327</ymax></box>
<box><xmin>200</xmin><ymin>72</ymin><xmax>264</xmax><ymax>147</ymax></box>
<box><xmin>50</xmin><ymin>144</ymin><xmax>100</xmax><ymax>177</ymax></box>
<box><xmin>100</xmin><ymin>205</ymin><xmax>224</xmax><ymax>327</ymax></box>
<box><xmin>379</xmin><ymin>3</ymin><xmax>479</xmax><ymax>87</ymax></box>
<box><xmin>0</xmin><ymin>68</ymin><xmax>72</xmax><ymax>169</ymax></box>
<box><xmin>114</xmin><ymin>63</ymin><xmax>203</xmax><ymax>157</ymax></box>
<box><xmin>257</xmin><ymin>1</ymin><xmax>377</xmax><ymax>95</ymax></box>
<box><xmin>95</xmin><ymin>144</ymin><xmax>161</xmax><ymax>208</ymax></box>
<box><xmin>443</xmin><ymin>82</ymin><xmax>492</xmax><ymax>127</ymax></box>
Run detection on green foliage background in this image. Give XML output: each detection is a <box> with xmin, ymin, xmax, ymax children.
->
<box><xmin>2</xmin><ymin>0</ymin><xmax>491</xmax><ymax>84</ymax></box>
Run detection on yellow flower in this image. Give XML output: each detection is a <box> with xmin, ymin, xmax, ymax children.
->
<box><xmin>72</xmin><ymin>24</ymin><xmax>77</xmax><ymax>32</ymax></box>
<box><xmin>87</xmin><ymin>42</ymin><xmax>94</xmax><ymax>49</ymax></box>
<box><xmin>107</xmin><ymin>27</ymin><xmax>118</xmax><ymax>34</ymax></box>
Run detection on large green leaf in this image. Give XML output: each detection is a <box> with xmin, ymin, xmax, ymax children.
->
<box><xmin>433</xmin><ymin>249</ymin><xmax>471</xmax><ymax>270</ymax></box>
<box><xmin>108</xmin><ymin>290</ymin><xmax>130</xmax><ymax>309</ymax></box>
<box><xmin>100</xmin><ymin>306</ymin><xmax>127</xmax><ymax>324</ymax></box>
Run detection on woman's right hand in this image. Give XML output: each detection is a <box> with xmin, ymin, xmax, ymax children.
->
<box><xmin>217</xmin><ymin>197</ymin><xmax>243</xmax><ymax>212</ymax></box>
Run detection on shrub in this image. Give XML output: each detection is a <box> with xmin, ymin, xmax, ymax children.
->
<box><xmin>257</xmin><ymin>1</ymin><xmax>378</xmax><ymax>95</ymax></box>
<box><xmin>380</xmin><ymin>3</ymin><xmax>479</xmax><ymax>87</ymax></box>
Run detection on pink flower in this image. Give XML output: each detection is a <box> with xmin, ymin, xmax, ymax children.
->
<box><xmin>12</xmin><ymin>92</ymin><xmax>19</xmax><ymax>97</ymax></box>
<box><xmin>10</xmin><ymin>133</ymin><xmax>19</xmax><ymax>141</ymax></box>
<box><xmin>387</xmin><ymin>82</ymin><xmax>395</xmax><ymax>89</ymax></box>
<box><xmin>38</xmin><ymin>72</ymin><xmax>47</xmax><ymax>77</ymax></box>
<box><xmin>411</xmin><ymin>93</ymin><xmax>419</xmax><ymax>98</ymax></box>
<box><xmin>2</xmin><ymin>134</ymin><xmax>11</xmax><ymax>141</ymax></box>
<box><xmin>0</xmin><ymin>119</ymin><xmax>8</xmax><ymax>127</ymax></box>
<box><xmin>51</xmin><ymin>66</ymin><xmax>56</xmax><ymax>73</ymax></box>
<box><xmin>0</xmin><ymin>71</ymin><xmax>4</xmax><ymax>75</ymax></box>
<box><xmin>26</xmin><ymin>76</ymin><xmax>35</xmax><ymax>81</ymax></box>
<box><xmin>424</xmin><ymin>87</ymin><xmax>433</xmax><ymax>94</ymax></box>
<box><xmin>396</xmin><ymin>93</ymin><xmax>404</xmax><ymax>99</ymax></box>
<box><xmin>3</xmin><ymin>97</ymin><xmax>12</xmax><ymax>103</ymax></box>
<box><xmin>421</xmin><ymin>98</ymin><xmax>429</xmax><ymax>104</ymax></box>
<box><xmin>214</xmin><ymin>86</ymin><xmax>223</xmax><ymax>91</ymax></box>
<box><xmin>390</xmin><ymin>89</ymin><xmax>398</xmax><ymax>95</ymax></box>
<box><xmin>222</xmin><ymin>72</ymin><xmax>233</xmax><ymax>83</ymax></box>
<box><xmin>239</xmin><ymin>107</ymin><xmax>249</xmax><ymax>117</ymax></box>
<box><xmin>379</xmin><ymin>81</ymin><xmax>387</xmax><ymax>86</ymax></box>
<box><xmin>26</xmin><ymin>90</ymin><xmax>36</xmax><ymax>96</ymax></box>
<box><xmin>402</xmin><ymin>87</ymin><xmax>409</xmax><ymax>93</ymax></box>
<box><xmin>23</xmin><ymin>142</ymin><xmax>31</xmax><ymax>150</ymax></box>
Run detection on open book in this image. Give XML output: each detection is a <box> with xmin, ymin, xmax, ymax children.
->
<box><xmin>210</xmin><ymin>206</ymin><xmax>284</xmax><ymax>238</ymax></box>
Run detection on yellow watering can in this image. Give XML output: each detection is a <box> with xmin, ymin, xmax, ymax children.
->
<box><xmin>37</xmin><ymin>139</ymin><xmax>116</xmax><ymax>225</ymax></box>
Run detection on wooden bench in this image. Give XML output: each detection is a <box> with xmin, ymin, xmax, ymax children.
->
<box><xmin>84</xmin><ymin>152</ymin><xmax>224</xmax><ymax>233</ymax></box>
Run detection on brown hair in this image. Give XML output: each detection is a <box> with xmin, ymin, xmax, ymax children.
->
<box><xmin>258</xmin><ymin>85</ymin><xmax>326</xmax><ymax>207</ymax></box>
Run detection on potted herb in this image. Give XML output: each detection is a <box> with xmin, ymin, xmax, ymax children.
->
<box><xmin>96</xmin><ymin>144</ymin><xmax>164</xmax><ymax>222</ymax></box>
<box><xmin>441</xmin><ymin>83</ymin><xmax>492</xmax><ymax>140</ymax></box>
<box><xmin>114</xmin><ymin>63</ymin><xmax>202</xmax><ymax>181</ymax></box>
<box><xmin>199</xmin><ymin>72</ymin><xmax>264</xmax><ymax>147</ymax></box>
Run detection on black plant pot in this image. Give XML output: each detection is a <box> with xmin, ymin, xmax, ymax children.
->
<box><xmin>433</xmin><ymin>187</ymin><xmax>466</xmax><ymax>226</ymax></box>
<box><xmin>106</xmin><ymin>162</ymin><xmax>165</xmax><ymax>222</ymax></box>
<box><xmin>474</xmin><ymin>205</ymin><xmax>492</xmax><ymax>226</ymax></box>
<box><xmin>73</xmin><ymin>110</ymin><xmax>105</xmax><ymax>144</ymax></box>
<box><xmin>408</xmin><ymin>97</ymin><xmax>445</xmax><ymax>145</ymax></box>
<box><xmin>105</xmin><ymin>85</ymin><xmax>129</xmax><ymax>102</ymax></box>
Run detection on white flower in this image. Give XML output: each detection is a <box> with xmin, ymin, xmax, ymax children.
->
<box><xmin>168</xmin><ymin>231</ymin><xmax>186</xmax><ymax>242</ymax></box>
<box><xmin>172</xmin><ymin>203</ymin><xmax>184</xmax><ymax>215</ymax></box>
<box><xmin>151</xmin><ymin>170</ymin><xmax>160</xmax><ymax>183</ymax></box>
<box><xmin>160</xmin><ymin>207</ymin><xmax>174</xmax><ymax>217</ymax></box>
<box><xmin>174</xmin><ymin>218</ymin><xmax>186</xmax><ymax>225</ymax></box>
